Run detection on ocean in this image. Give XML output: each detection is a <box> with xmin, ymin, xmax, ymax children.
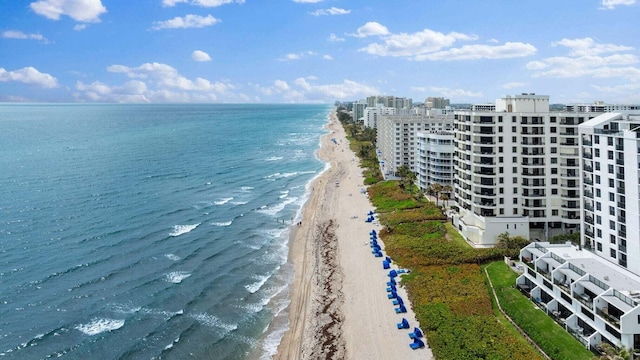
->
<box><xmin>0</xmin><ymin>103</ymin><xmax>332</xmax><ymax>359</ymax></box>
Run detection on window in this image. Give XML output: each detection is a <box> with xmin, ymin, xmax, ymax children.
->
<box><xmin>513</xmin><ymin>197</ymin><xmax>518</xmax><ymax>204</ymax></box>
<box><xmin>551</xmin><ymin>137</ymin><xmax>557</xmax><ymax>143</ymax></box>
<box><xmin>609</xmin><ymin>179</ymin><xmax>615</xmax><ymax>188</ymax></box>
<box><xmin>551</xmin><ymin>168</ymin><xmax>558</xmax><ymax>174</ymax></box>
<box><xmin>597</xmin><ymin>242</ymin><xmax>602</xmax><ymax>251</ymax></box>
<box><xmin>551</xmin><ymin>158</ymin><xmax>558</xmax><ymax>164</ymax></box>
<box><xmin>550</xmin><ymin>127</ymin><xmax>557</xmax><ymax>133</ymax></box>
<box><xmin>609</xmin><ymin>192</ymin><xmax>615</xmax><ymax>201</ymax></box>
<box><xmin>550</xmin><ymin>117</ymin><xmax>556</xmax><ymax>123</ymax></box>
<box><xmin>611</xmin><ymin>249</ymin><xmax>617</xmax><ymax>258</ymax></box>
<box><xmin>596</xmin><ymin>215</ymin><xmax>601</xmax><ymax>224</ymax></box>
<box><xmin>512</xmin><ymin>146</ymin><xmax>517</xmax><ymax>152</ymax></box>
<box><xmin>552</xmin><ymin>179</ymin><xmax>558</xmax><ymax>184</ymax></box>
<box><xmin>551</xmin><ymin>147</ymin><xmax>557</xmax><ymax>153</ymax></box>
<box><xmin>597</xmin><ymin>229</ymin><xmax>602</xmax><ymax>238</ymax></box>
<box><xmin>512</xmin><ymin>136</ymin><xmax>517</xmax><ymax>142</ymax></box>
<box><xmin>595</xmin><ymin>149</ymin><xmax>600</xmax><ymax>157</ymax></box>
<box><xmin>552</xmin><ymin>209</ymin><xmax>558</xmax><ymax>216</ymax></box>
<box><xmin>608</xmin><ymin>151</ymin><xmax>614</xmax><ymax>160</ymax></box>
<box><xmin>595</xmin><ymin>162</ymin><xmax>600</xmax><ymax>171</ymax></box>
<box><xmin>513</xmin><ymin>208</ymin><xmax>518</xmax><ymax>214</ymax></box>
<box><xmin>610</xmin><ymin>220</ymin><xmax>616</xmax><ymax>230</ymax></box>
<box><xmin>499</xmin><ymin>198</ymin><xmax>504</xmax><ymax>204</ymax></box>
<box><xmin>499</xmin><ymin>208</ymin><xmax>504</xmax><ymax>215</ymax></box>
<box><xmin>513</xmin><ymin>167</ymin><xmax>517</xmax><ymax>173</ymax></box>
<box><xmin>596</xmin><ymin>188</ymin><xmax>601</xmax><ymax>197</ymax></box>
<box><xmin>512</xmin><ymin>126</ymin><xmax>516</xmax><ymax>132</ymax></box>
<box><xmin>608</xmin><ymin>137</ymin><xmax>613</xmax><ymax>146</ymax></box>
<box><xmin>610</xmin><ymin>235</ymin><xmax>616</xmax><ymax>244</ymax></box>
<box><xmin>608</xmin><ymin>164</ymin><xmax>614</xmax><ymax>173</ymax></box>
<box><xmin>499</xmin><ymin>126</ymin><xmax>503</xmax><ymax>132</ymax></box>
<box><xmin>596</xmin><ymin>202</ymin><xmax>601</xmax><ymax>211</ymax></box>
<box><xmin>595</xmin><ymin>135</ymin><xmax>600</xmax><ymax>144</ymax></box>
<box><xmin>552</xmin><ymin>189</ymin><xmax>558</xmax><ymax>195</ymax></box>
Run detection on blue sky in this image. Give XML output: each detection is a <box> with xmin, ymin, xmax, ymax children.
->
<box><xmin>1</xmin><ymin>0</ymin><xmax>639</xmax><ymax>104</ymax></box>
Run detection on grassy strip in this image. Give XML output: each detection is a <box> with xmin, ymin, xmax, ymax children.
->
<box><xmin>368</xmin><ymin>181</ymin><xmax>542</xmax><ymax>360</ymax></box>
<box><xmin>484</xmin><ymin>261</ymin><xmax>593</xmax><ymax>360</ymax></box>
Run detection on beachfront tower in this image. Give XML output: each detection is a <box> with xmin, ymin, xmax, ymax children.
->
<box><xmin>451</xmin><ymin>94</ymin><xmax>600</xmax><ymax>247</ymax></box>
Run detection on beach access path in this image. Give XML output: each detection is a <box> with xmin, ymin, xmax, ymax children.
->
<box><xmin>274</xmin><ymin>111</ymin><xmax>433</xmax><ymax>360</ymax></box>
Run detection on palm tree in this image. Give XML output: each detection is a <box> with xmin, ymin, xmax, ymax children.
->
<box><xmin>431</xmin><ymin>183</ymin><xmax>443</xmax><ymax>206</ymax></box>
<box><xmin>396</xmin><ymin>165</ymin><xmax>413</xmax><ymax>190</ymax></box>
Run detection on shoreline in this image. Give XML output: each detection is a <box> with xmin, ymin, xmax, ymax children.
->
<box><xmin>273</xmin><ymin>110</ymin><xmax>433</xmax><ymax>359</ymax></box>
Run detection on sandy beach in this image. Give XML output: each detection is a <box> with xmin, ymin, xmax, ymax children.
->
<box><xmin>274</xmin><ymin>111</ymin><xmax>433</xmax><ymax>360</ymax></box>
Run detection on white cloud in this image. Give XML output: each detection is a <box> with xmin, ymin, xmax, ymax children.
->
<box><xmin>75</xmin><ymin>62</ymin><xmax>237</xmax><ymax>102</ymax></box>
<box><xmin>356</xmin><ymin>23</ymin><xmax>534</xmax><ymax>61</ymax></box>
<box><xmin>527</xmin><ymin>38</ymin><xmax>639</xmax><ymax>80</ymax></box>
<box><xmin>328</xmin><ymin>33</ymin><xmax>345</xmax><ymax>42</ymax></box>
<box><xmin>0</xmin><ymin>66</ymin><xmax>59</xmax><ymax>88</ymax></box>
<box><xmin>600</xmin><ymin>0</ymin><xmax>636</xmax><ymax>9</ymax></box>
<box><xmin>426</xmin><ymin>86</ymin><xmax>483</xmax><ymax>99</ymax></box>
<box><xmin>552</xmin><ymin>37</ymin><xmax>634</xmax><ymax>56</ymax></box>
<box><xmin>414</xmin><ymin>42</ymin><xmax>536</xmax><ymax>61</ymax></box>
<box><xmin>502</xmin><ymin>82</ymin><xmax>527</xmax><ymax>89</ymax></box>
<box><xmin>310</xmin><ymin>7</ymin><xmax>350</xmax><ymax>16</ymax></box>
<box><xmin>30</xmin><ymin>0</ymin><xmax>106</xmax><ymax>22</ymax></box>
<box><xmin>2</xmin><ymin>30</ymin><xmax>48</xmax><ymax>43</ymax></box>
<box><xmin>162</xmin><ymin>0</ymin><xmax>244</xmax><ymax>7</ymax></box>
<box><xmin>350</xmin><ymin>22</ymin><xmax>389</xmax><ymax>38</ymax></box>
<box><xmin>192</xmin><ymin>50</ymin><xmax>212</xmax><ymax>61</ymax></box>
<box><xmin>323</xmin><ymin>54</ymin><xmax>333</xmax><ymax>60</ymax></box>
<box><xmin>151</xmin><ymin>14</ymin><xmax>219</xmax><ymax>30</ymax></box>
<box><xmin>256</xmin><ymin>77</ymin><xmax>378</xmax><ymax>102</ymax></box>
<box><xmin>74</xmin><ymin>24</ymin><xmax>88</xmax><ymax>31</ymax></box>
<box><xmin>278</xmin><ymin>51</ymin><xmax>317</xmax><ymax>61</ymax></box>
<box><xmin>292</xmin><ymin>0</ymin><xmax>324</xmax><ymax>3</ymax></box>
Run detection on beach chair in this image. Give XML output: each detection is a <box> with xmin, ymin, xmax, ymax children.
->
<box><xmin>374</xmin><ymin>251</ymin><xmax>383</xmax><ymax>257</ymax></box>
<box><xmin>386</xmin><ymin>278</ymin><xmax>396</xmax><ymax>286</ymax></box>
<box><xmin>409</xmin><ymin>338</ymin><xmax>425</xmax><ymax>350</ymax></box>
<box><xmin>370</xmin><ymin>229</ymin><xmax>376</xmax><ymax>236</ymax></box>
<box><xmin>388</xmin><ymin>290</ymin><xmax>397</xmax><ymax>299</ymax></box>
<box><xmin>385</xmin><ymin>256</ymin><xmax>391</xmax><ymax>263</ymax></box>
<box><xmin>397</xmin><ymin>318</ymin><xmax>410</xmax><ymax>329</ymax></box>
<box><xmin>392</xmin><ymin>296</ymin><xmax>404</xmax><ymax>306</ymax></box>
<box><xmin>395</xmin><ymin>304</ymin><xmax>407</xmax><ymax>313</ymax></box>
<box><xmin>388</xmin><ymin>270</ymin><xmax>397</xmax><ymax>278</ymax></box>
<box><xmin>409</xmin><ymin>327</ymin><xmax>423</xmax><ymax>339</ymax></box>
<box><xmin>382</xmin><ymin>260</ymin><xmax>390</xmax><ymax>269</ymax></box>
<box><xmin>386</xmin><ymin>284</ymin><xmax>396</xmax><ymax>292</ymax></box>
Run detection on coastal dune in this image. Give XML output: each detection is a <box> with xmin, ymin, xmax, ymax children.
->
<box><xmin>275</xmin><ymin>111</ymin><xmax>433</xmax><ymax>359</ymax></box>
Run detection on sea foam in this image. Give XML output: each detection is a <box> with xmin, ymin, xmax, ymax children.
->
<box><xmin>75</xmin><ymin>318</ymin><xmax>124</xmax><ymax>336</ymax></box>
<box><xmin>165</xmin><ymin>271</ymin><xmax>191</xmax><ymax>284</ymax></box>
<box><xmin>169</xmin><ymin>224</ymin><xmax>200</xmax><ymax>237</ymax></box>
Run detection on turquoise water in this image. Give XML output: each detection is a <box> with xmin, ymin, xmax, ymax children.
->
<box><xmin>0</xmin><ymin>103</ymin><xmax>331</xmax><ymax>359</ymax></box>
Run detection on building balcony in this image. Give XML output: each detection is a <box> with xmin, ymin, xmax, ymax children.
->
<box><xmin>583</xmin><ymin>153</ymin><xmax>593</xmax><ymax>159</ymax></box>
<box><xmin>573</xmin><ymin>293</ymin><xmax>593</xmax><ymax>309</ymax></box>
<box><xmin>596</xmin><ymin>307</ymin><xmax>621</xmax><ymax>329</ymax></box>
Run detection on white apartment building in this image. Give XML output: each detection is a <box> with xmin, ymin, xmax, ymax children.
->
<box><xmin>518</xmin><ymin>242</ymin><xmax>640</xmax><ymax>352</ymax></box>
<box><xmin>579</xmin><ymin>112</ymin><xmax>640</xmax><ymax>274</ymax></box>
<box><xmin>376</xmin><ymin>114</ymin><xmax>453</xmax><ymax>176</ymax></box>
<box><xmin>425</xmin><ymin>97</ymin><xmax>450</xmax><ymax>109</ymax></box>
<box><xmin>452</xmin><ymin>94</ymin><xmax>599</xmax><ymax>247</ymax></box>
<box><xmin>514</xmin><ymin>111</ymin><xmax>640</xmax><ymax>353</ymax></box>
<box><xmin>352</xmin><ymin>100</ymin><xmax>367</xmax><ymax>125</ymax></box>
<box><xmin>566</xmin><ymin>101</ymin><xmax>640</xmax><ymax>113</ymax></box>
<box><xmin>416</xmin><ymin>131</ymin><xmax>455</xmax><ymax>192</ymax></box>
<box><xmin>363</xmin><ymin>104</ymin><xmax>396</xmax><ymax>129</ymax></box>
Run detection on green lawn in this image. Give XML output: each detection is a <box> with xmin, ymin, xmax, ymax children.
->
<box><xmin>484</xmin><ymin>261</ymin><xmax>594</xmax><ymax>360</ymax></box>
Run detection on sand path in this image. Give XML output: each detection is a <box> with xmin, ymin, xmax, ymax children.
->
<box><xmin>274</xmin><ymin>111</ymin><xmax>433</xmax><ymax>360</ymax></box>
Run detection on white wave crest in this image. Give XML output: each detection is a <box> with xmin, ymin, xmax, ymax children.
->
<box><xmin>165</xmin><ymin>271</ymin><xmax>191</xmax><ymax>284</ymax></box>
<box><xmin>279</xmin><ymin>190</ymin><xmax>289</xmax><ymax>199</ymax></box>
<box><xmin>191</xmin><ymin>313</ymin><xmax>237</xmax><ymax>331</ymax></box>
<box><xmin>231</xmin><ymin>201</ymin><xmax>248</xmax><ymax>205</ymax></box>
<box><xmin>75</xmin><ymin>318</ymin><xmax>124</xmax><ymax>336</ymax></box>
<box><xmin>245</xmin><ymin>274</ymin><xmax>271</xmax><ymax>294</ymax></box>
<box><xmin>169</xmin><ymin>223</ymin><xmax>200</xmax><ymax>237</ymax></box>
<box><xmin>241</xmin><ymin>186</ymin><xmax>254</xmax><ymax>191</ymax></box>
<box><xmin>165</xmin><ymin>253</ymin><xmax>181</xmax><ymax>261</ymax></box>
<box><xmin>257</xmin><ymin>197</ymin><xmax>298</xmax><ymax>216</ymax></box>
<box><xmin>211</xmin><ymin>220</ymin><xmax>233</xmax><ymax>227</ymax></box>
<box><xmin>265</xmin><ymin>156</ymin><xmax>283</xmax><ymax>161</ymax></box>
<box><xmin>214</xmin><ymin>197</ymin><xmax>234</xmax><ymax>205</ymax></box>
